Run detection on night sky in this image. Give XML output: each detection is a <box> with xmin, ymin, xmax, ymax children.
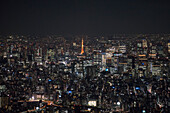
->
<box><xmin>0</xmin><ymin>0</ymin><xmax>170</xmax><ymax>35</ymax></box>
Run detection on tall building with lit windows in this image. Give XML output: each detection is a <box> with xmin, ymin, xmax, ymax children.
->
<box><xmin>168</xmin><ymin>41</ymin><xmax>170</xmax><ymax>53</ymax></box>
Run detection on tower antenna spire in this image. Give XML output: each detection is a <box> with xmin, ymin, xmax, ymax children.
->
<box><xmin>81</xmin><ymin>38</ymin><xmax>84</xmax><ymax>54</ymax></box>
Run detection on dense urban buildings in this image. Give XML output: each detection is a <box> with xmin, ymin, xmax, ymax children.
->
<box><xmin>0</xmin><ymin>34</ymin><xmax>170</xmax><ymax>113</ymax></box>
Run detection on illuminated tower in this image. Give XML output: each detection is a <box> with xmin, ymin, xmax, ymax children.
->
<box><xmin>81</xmin><ymin>38</ymin><xmax>84</xmax><ymax>54</ymax></box>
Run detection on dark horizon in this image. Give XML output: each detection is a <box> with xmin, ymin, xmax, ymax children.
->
<box><xmin>0</xmin><ymin>0</ymin><xmax>170</xmax><ymax>35</ymax></box>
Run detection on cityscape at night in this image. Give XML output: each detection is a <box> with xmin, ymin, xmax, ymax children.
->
<box><xmin>0</xmin><ymin>0</ymin><xmax>170</xmax><ymax>113</ymax></box>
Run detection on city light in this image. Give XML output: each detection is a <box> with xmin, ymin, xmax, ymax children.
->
<box><xmin>117</xmin><ymin>102</ymin><xmax>120</xmax><ymax>106</ymax></box>
<box><xmin>142</xmin><ymin>110</ymin><xmax>146</xmax><ymax>113</ymax></box>
<box><xmin>0</xmin><ymin>32</ymin><xmax>169</xmax><ymax>113</ymax></box>
<box><xmin>88</xmin><ymin>101</ymin><xmax>97</xmax><ymax>107</ymax></box>
<box><xmin>135</xmin><ymin>87</ymin><xmax>140</xmax><ymax>90</ymax></box>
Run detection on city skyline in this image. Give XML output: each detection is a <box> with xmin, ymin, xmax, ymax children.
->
<box><xmin>0</xmin><ymin>34</ymin><xmax>169</xmax><ymax>112</ymax></box>
<box><xmin>0</xmin><ymin>0</ymin><xmax>170</xmax><ymax>112</ymax></box>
